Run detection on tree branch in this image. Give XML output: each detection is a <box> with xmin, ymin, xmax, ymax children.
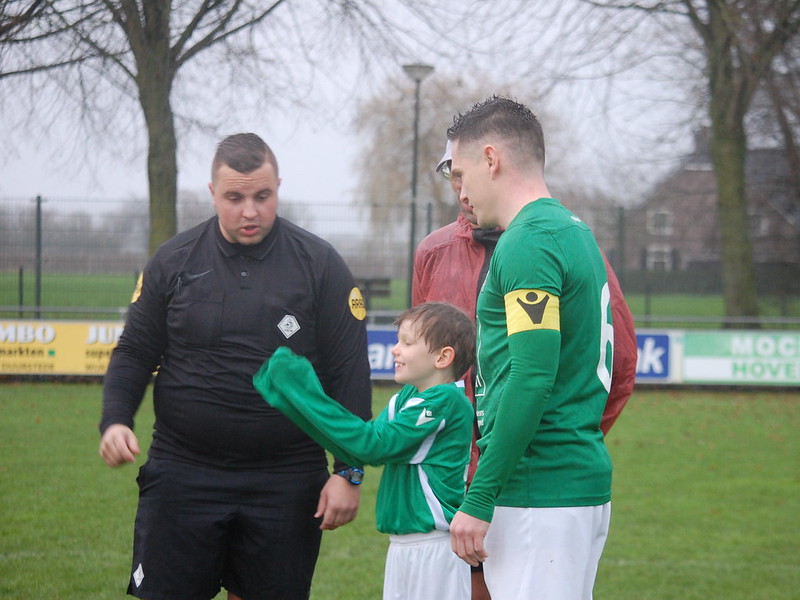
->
<box><xmin>0</xmin><ymin>0</ymin><xmax>45</xmax><ymax>39</ymax></box>
<box><xmin>175</xmin><ymin>0</ymin><xmax>287</xmax><ymax>69</ymax></box>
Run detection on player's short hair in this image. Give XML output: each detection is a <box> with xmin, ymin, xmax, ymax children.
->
<box><xmin>395</xmin><ymin>302</ymin><xmax>476</xmax><ymax>380</ymax></box>
<box><xmin>211</xmin><ymin>133</ymin><xmax>279</xmax><ymax>181</ymax></box>
<box><xmin>447</xmin><ymin>95</ymin><xmax>545</xmax><ymax>167</ymax></box>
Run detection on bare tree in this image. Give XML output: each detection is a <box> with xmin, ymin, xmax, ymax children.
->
<box><xmin>760</xmin><ymin>44</ymin><xmax>800</xmax><ymax>206</ymax></box>
<box><xmin>0</xmin><ymin>0</ymin><xmax>547</xmax><ymax>255</ymax></box>
<box><xmin>2</xmin><ymin>0</ymin><xmax>293</xmax><ymax>253</ymax></box>
<box><xmin>570</xmin><ymin>0</ymin><xmax>800</xmax><ymax>320</ymax></box>
<box><xmin>690</xmin><ymin>0</ymin><xmax>800</xmax><ymax>321</ymax></box>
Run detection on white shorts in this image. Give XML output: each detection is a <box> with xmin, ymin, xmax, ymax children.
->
<box><xmin>483</xmin><ymin>503</ymin><xmax>611</xmax><ymax>600</ymax></box>
<box><xmin>384</xmin><ymin>530</ymin><xmax>470</xmax><ymax>600</ymax></box>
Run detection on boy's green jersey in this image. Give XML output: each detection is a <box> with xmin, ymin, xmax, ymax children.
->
<box><xmin>253</xmin><ymin>347</ymin><xmax>474</xmax><ymax>535</ymax></box>
<box><xmin>461</xmin><ymin>198</ymin><xmax>613</xmax><ymax>522</ymax></box>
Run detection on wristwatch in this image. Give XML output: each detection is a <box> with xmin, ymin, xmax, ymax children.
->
<box><xmin>335</xmin><ymin>466</ymin><xmax>364</xmax><ymax>485</ymax></box>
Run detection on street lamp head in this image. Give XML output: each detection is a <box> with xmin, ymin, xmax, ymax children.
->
<box><xmin>402</xmin><ymin>63</ymin><xmax>434</xmax><ymax>82</ymax></box>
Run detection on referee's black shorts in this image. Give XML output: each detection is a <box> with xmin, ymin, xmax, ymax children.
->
<box><xmin>127</xmin><ymin>456</ymin><xmax>328</xmax><ymax>600</ymax></box>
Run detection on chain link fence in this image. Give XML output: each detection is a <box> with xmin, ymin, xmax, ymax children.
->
<box><xmin>2</xmin><ymin>194</ymin><xmax>799</xmax><ymax>324</ymax></box>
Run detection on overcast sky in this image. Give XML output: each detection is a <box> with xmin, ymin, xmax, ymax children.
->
<box><xmin>0</xmin><ymin>1</ymin><xmax>696</xmax><ymax>213</ymax></box>
<box><xmin>0</xmin><ymin>82</ymin><xmax>688</xmax><ymax>210</ymax></box>
<box><xmin>0</xmin><ymin>113</ymin><xmax>360</xmax><ymax>206</ymax></box>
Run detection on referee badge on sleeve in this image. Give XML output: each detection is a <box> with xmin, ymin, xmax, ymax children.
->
<box><xmin>348</xmin><ymin>287</ymin><xmax>367</xmax><ymax>320</ymax></box>
<box><xmin>504</xmin><ymin>289</ymin><xmax>560</xmax><ymax>335</ymax></box>
<box><xmin>131</xmin><ymin>273</ymin><xmax>144</xmax><ymax>303</ymax></box>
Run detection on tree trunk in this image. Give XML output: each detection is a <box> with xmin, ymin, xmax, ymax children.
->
<box><xmin>129</xmin><ymin>1</ymin><xmax>178</xmax><ymax>256</ymax></box>
<box><xmin>142</xmin><ymin>92</ymin><xmax>178</xmax><ymax>256</ymax></box>
<box><xmin>708</xmin><ymin>118</ymin><xmax>759</xmax><ymax>323</ymax></box>
<box><xmin>702</xmin><ymin>1</ymin><xmax>759</xmax><ymax>324</ymax></box>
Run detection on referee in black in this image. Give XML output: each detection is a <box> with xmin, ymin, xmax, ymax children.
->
<box><xmin>99</xmin><ymin>133</ymin><xmax>372</xmax><ymax>600</ymax></box>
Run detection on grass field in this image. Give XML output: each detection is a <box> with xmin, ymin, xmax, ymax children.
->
<box><xmin>1</xmin><ymin>382</ymin><xmax>798</xmax><ymax>599</ymax></box>
<box><xmin>2</xmin><ymin>271</ymin><xmax>800</xmax><ymax>324</ymax></box>
<box><xmin>0</xmin><ymin>272</ymin><xmax>138</xmax><ymax>319</ymax></box>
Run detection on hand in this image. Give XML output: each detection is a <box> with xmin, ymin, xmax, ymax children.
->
<box><xmin>450</xmin><ymin>510</ymin><xmax>490</xmax><ymax>567</ymax></box>
<box><xmin>99</xmin><ymin>424</ymin><xmax>140</xmax><ymax>467</ymax></box>
<box><xmin>315</xmin><ymin>473</ymin><xmax>361</xmax><ymax>530</ymax></box>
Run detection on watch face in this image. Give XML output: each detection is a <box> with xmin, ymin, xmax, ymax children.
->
<box><xmin>338</xmin><ymin>468</ymin><xmax>363</xmax><ymax>484</ymax></box>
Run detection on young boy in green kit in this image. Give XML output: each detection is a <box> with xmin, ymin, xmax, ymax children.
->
<box><xmin>253</xmin><ymin>301</ymin><xmax>476</xmax><ymax>600</ymax></box>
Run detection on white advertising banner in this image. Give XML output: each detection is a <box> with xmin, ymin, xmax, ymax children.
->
<box><xmin>683</xmin><ymin>331</ymin><xmax>800</xmax><ymax>385</ymax></box>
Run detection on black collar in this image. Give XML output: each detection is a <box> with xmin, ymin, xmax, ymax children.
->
<box><xmin>213</xmin><ymin>216</ymin><xmax>279</xmax><ymax>260</ymax></box>
<box><xmin>472</xmin><ymin>227</ymin><xmax>502</xmax><ymax>247</ymax></box>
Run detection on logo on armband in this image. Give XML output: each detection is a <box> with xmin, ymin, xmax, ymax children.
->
<box><xmin>504</xmin><ymin>289</ymin><xmax>560</xmax><ymax>335</ymax></box>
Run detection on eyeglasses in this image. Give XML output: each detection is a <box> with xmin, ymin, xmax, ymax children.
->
<box><xmin>440</xmin><ymin>162</ymin><xmax>460</xmax><ymax>183</ymax></box>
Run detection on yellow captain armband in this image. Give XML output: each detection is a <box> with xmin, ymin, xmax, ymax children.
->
<box><xmin>504</xmin><ymin>289</ymin><xmax>560</xmax><ymax>335</ymax></box>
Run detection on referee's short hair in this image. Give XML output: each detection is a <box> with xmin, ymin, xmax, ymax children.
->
<box><xmin>395</xmin><ymin>302</ymin><xmax>476</xmax><ymax>380</ymax></box>
<box><xmin>212</xmin><ymin>133</ymin><xmax>279</xmax><ymax>181</ymax></box>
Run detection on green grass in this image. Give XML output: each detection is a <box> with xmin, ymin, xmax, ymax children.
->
<box><xmin>3</xmin><ymin>271</ymin><xmax>799</xmax><ymax>326</ymax></box>
<box><xmin>596</xmin><ymin>390</ymin><xmax>800</xmax><ymax>598</ymax></box>
<box><xmin>625</xmin><ymin>293</ymin><xmax>800</xmax><ymax>328</ymax></box>
<box><xmin>1</xmin><ymin>384</ymin><xmax>799</xmax><ymax>599</ymax></box>
<box><xmin>0</xmin><ymin>272</ymin><xmax>138</xmax><ymax>319</ymax></box>
<box><xmin>0</xmin><ymin>271</ymin><xmax>800</xmax><ymax>329</ymax></box>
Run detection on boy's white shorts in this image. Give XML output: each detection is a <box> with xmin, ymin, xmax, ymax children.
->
<box><xmin>384</xmin><ymin>530</ymin><xmax>470</xmax><ymax>600</ymax></box>
<box><xmin>483</xmin><ymin>503</ymin><xmax>611</xmax><ymax>600</ymax></box>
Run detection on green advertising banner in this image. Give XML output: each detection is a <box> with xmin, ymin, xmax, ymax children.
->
<box><xmin>683</xmin><ymin>331</ymin><xmax>800</xmax><ymax>385</ymax></box>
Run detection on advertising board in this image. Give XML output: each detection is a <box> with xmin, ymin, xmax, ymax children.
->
<box><xmin>2</xmin><ymin>319</ymin><xmax>797</xmax><ymax>388</ymax></box>
<box><xmin>0</xmin><ymin>321</ymin><xmax>123</xmax><ymax>376</ymax></box>
<box><xmin>635</xmin><ymin>331</ymin><xmax>681</xmax><ymax>384</ymax></box>
<box><xmin>683</xmin><ymin>331</ymin><xmax>800</xmax><ymax>385</ymax></box>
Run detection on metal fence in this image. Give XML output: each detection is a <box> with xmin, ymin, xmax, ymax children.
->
<box><xmin>2</xmin><ymin>194</ymin><xmax>800</xmax><ymax>324</ymax></box>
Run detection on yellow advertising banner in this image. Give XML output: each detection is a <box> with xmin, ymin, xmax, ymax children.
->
<box><xmin>0</xmin><ymin>320</ymin><xmax>124</xmax><ymax>375</ymax></box>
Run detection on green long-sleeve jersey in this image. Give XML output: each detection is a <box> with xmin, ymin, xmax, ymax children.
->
<box><xmin>462</xmin><ymin>198</ymin><xmax>613</xmax><ymax>523</ymax></box>
<box><xmin>253</xmin><ymin>347</ymin><xmax>474</xmax><ymax>535</ymax></box>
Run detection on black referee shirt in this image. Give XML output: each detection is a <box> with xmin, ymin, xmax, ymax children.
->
<box><xmin>101</xmin><ymin>216</ymin><xmax>372</xmax><ymax>471</ymax></box>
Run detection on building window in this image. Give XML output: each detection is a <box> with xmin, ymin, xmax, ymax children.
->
<box><xmin>748</xmin><ymin>211</ymin><xmax>769</xmax><ymax>237</ymax></box>
<box><xmin>647</xmin><ymin>245</ymin><xmax>673</xmax><ymax>271</ymax></box>
<box><xmin>647</xmin><ymin>209</ymin><xmax>674</xmax><ymax>235</ymax></box>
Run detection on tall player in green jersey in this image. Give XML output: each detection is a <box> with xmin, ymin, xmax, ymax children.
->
<box><xmin>447</xmin><ymin>96</ymin><xmax>614</xmax><ymax>600</ymax></box>
<box><xmin>253</xmin><ymin>302</ymin><xmax>477</xmax><ymax>600</ymax></box>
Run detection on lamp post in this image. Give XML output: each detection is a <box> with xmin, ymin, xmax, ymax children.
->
<box><xmin>402</xmin><ymin>62</ymin><xmax>434</xmax><ymax>308</ymax></box>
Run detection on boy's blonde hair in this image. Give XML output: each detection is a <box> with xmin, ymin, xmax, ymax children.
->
<box><xmin>395</xmin><ymin>302</ymin><xmax>476</xmax><ymax>380</ymax></box>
